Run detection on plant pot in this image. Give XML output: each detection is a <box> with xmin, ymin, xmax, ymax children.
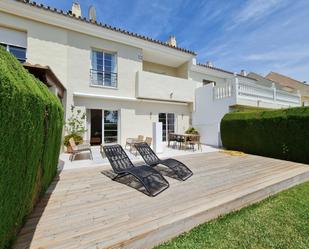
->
<box><xmin>66</xmin><ymin>145</ymin><xmax>73</xmax><ymax>153</ymax></box>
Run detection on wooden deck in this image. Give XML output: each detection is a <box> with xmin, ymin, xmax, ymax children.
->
<box><xmin>14</xmin><ymin>152</ymin><xmax>309</xmax><ymax>249</ymax></box>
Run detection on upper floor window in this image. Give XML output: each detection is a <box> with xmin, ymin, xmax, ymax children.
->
<box><xmin>90</xmin><ymin>49</ymin><xmax>117</xmax><ymax>88</ymax></box>
<box><xmin>203</xmin><ymin>79</ymin><xmax>216</xmax><ymax>86</ymax></box>
<box><xmin>1</xmin><ymin>43</ymin><xmax>26</xmax><ymax>63</ymax></box>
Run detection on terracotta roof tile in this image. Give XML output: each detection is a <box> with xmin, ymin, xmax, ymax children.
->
<box><xmin>266</xmin><ymin>72</ymin><xmax>308</xmax><ymax>89</ymax></box>
<box><xmin>14</xmin><ymin>0</ymin><xmax>196</xmax><ymax>55</ymax></box>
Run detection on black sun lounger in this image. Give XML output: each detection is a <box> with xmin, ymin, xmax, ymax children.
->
<box><xmin>134</xmin><ymin>142</ymin><xmax>193</xmax><ymax>181</ymax></box>
<box><xmin>103</xmin><ymin>144</ymin><xmax>169</xmax><ymax>197</ymax></box>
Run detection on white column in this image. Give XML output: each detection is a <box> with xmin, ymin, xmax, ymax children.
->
<box><xmin>152</xmin><ymin>122</ymin><xmax>163</xmax><ymax>153</ymax></box>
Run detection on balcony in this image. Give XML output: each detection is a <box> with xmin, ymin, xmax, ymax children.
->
<box><xmin>193</xmin><ymin>77</ymin><xmax>302</xmax><ymax>147</ymax></box>
<box><xmin>90</xmin><ymin>69</ymin><xmax>117</xmax><ymax>88</ymax></box>
<box><xmin>136</xmin><ymin>70</ymin><xmax>196</xmax><ymax>102</ymax></box>
<box><xmin>213</xmin><ymin>77</ymin><xmax>301</xmax><ymax>108</ymax></box>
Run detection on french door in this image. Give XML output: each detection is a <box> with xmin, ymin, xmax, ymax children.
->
<box><xmin>103</xmin><ymin>110</ymin><xmax>118</xmax><ymax>143</ymax></box>
<box><xmin>90</xmin><ymin>109</ymin><xmax>118</xmax><ymax>145</ymax></box>
<box><xmin>158</xmin><ymin>113</ymin><xmax>175</xmax><ymax>141</ymax></box>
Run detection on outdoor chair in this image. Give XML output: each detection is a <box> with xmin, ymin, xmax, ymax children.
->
<box><xmin>175</xmin><ymin>134</ymin><xmax>185</xmax><ymax>149</ymax></box>
<box><xmin>69</xmin><ymin>138</ymin><xmax>93</xmax><ymax>161</ymax></box>
<box><xmin>145</xmin><ymin>137</ymin><xmax>152</xmax><ymax>146</ymax></box>
<box><xmin>103</xmin><ymin>144</ymin><xmax>169</xmax><ymax>197</ymax></box>
<box><xmin>167</xmin><ymin>133</ymin><xmax>177</xmax><ymax>148</ymax></box>
<box><xmin>185</xmin><ymin>135</ymin><xmax>201</xmax><ymax>151</ymax></box>
<box><xmin>125</xmin><ymin>135</ymin><xmax>144</xmax><ymax>152</ymax></box>
<box><xmin>132</xmin><ymin>136</ymin><xmax>152</xmax><ymax>156</ymax></box>
<box><xmin>134</xmin><ymin>142</ymin><xmax>193</xmax><ymax>181</ymax></box>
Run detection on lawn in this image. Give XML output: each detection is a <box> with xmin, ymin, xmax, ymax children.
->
<box><xmin>156</xmin><ymin>182</ymin><xmax>309</xmax><ymax>249</ymax></box>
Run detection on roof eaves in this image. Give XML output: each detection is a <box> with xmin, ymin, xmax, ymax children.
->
<box><xmin>15</xmin><ymin>0</ymin><xmax>196</xmax><ymax>56</ymax></box>
<box><xmin>197</xmin><ymin>63</ymin><xmax>256</xmax><ymax>81</ymax></box>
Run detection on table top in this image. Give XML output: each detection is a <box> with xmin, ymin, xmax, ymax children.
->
<box><xmin>169</xmin><ymin>133</ymin><xmax>200</xmax><ymax>137</ymax></box>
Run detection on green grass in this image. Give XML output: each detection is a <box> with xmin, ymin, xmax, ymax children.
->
<box><xmin>156</xmin><ymin>182</ymin><xmax>309</xmax><ymax>249</ymax></box>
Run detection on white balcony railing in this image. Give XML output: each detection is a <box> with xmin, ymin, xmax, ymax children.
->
<box><xmin>213</xmin><ymin>84</ymin><xmax>232</xmax><ymax>100</ymax></box>
<box><xmin>212</xmin><ymin>77</ymin><xmax>301</xmax><ymax>107</ymax></box>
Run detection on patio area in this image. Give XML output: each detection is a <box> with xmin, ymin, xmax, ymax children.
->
<box><xmin>59</xmin><ymin>142</ymin><xmax>218</xmax><ymax>170</ymax></box>
<box><xmin>14</xmin><ymin>151</ymin><xmax>309</xmax><ymax>249</ymax></box>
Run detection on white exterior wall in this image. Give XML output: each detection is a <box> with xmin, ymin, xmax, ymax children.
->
<box><xmin>0</xmin><ymin>8</ymin><xmax>192</xmax><ymax>146</ymax></box>
<box><xmin>136</xmin><ymin>71</ymin><xmax>198</xmax><ymax>102</ymax></box>
<box><xmin>189</xmin><ymin>70</ymin><xmax>227</xmax><ymax>86</ymax></box>
<box><xmin>193</xmin><ymin>84</ymin><xmax>236</xmax><ymax>147</ymax></box>
<box><xmin>74</xmin><ymin>97</ymin><xmax>190</xmax><ymax>145</ymax></box>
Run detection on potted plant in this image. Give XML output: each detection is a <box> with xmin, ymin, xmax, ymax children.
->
<box><xmin>185</xmin><ymin>127</ymin><xmax>199</xmax><ymax>135</ymax></box>
<box><xmin>64</xmin><ymin>105</ymin><xmax>87</xmax><ymax>153</ymax></box>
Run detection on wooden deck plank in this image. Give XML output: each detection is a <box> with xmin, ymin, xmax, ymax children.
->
<box><xmin>13</xmin><ymin>152</ymin><xmax>309</xmax><ymax>249</ymax></box>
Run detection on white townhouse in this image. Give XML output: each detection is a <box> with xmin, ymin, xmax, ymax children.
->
<box><xmin>0</xmin><ymin>0</ymin><xmax>302</xmax><ymax>147</ymax></box>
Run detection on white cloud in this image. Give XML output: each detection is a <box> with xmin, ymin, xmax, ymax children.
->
<box><xmin>246</xmin><ymin>48</ymin><xmax>309</xmax><ymax>62</ymax></box>
<box><xmin>229</xmin><ymin>0</ymin><xmax>286</xmax><ymax>29</ymax></box>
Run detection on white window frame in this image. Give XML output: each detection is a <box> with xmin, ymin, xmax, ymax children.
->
<box><xmin>158</xmin><ymin>112</ymin><xmax>176</xmax><ymax>141</ymax></box>
<box><xmin>90</xmin><ymin>48</ymin><xmax>118</xmax><ymax>89</ymax></box>
<box><xmin>102</xmin><ymin>109</ymin><xmax>119</xmax><ymax>144</ymax></box>
<box><xmin>87</xmin><ymin>109</ymin><xmax>120</xmax><ymax>145</ymax></box>
<box><xmin>1</xmin><ymin>43</ymin><xmax>27</xmax><ymax>63</ymax></box>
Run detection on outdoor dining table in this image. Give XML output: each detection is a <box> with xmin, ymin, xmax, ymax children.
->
<box><xmin>168</xmin><ymin>133</ymin><xmax>201</xmax><ymax>151</ymax></box>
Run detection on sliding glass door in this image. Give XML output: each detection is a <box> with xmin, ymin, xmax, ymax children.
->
<box><xmin>90</xmin><ymin>109</ymin><xmax>118</xmax><ymax>145</ymax></box>
<box><xmin>159</xmin><ymin>113</ymin><xmax>175</xmax><ymax>141</ymax></box>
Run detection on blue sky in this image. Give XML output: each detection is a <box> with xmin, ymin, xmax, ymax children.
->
<box><xmin>35</xmin><ymin>0</ymin><xmax>309</xmax><ymax>81</ymax></box>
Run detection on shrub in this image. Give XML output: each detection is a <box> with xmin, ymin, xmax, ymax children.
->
<box><xmin>0</xmin><ymin>48</ymin><xmax>63</xmax><ymax>248</ymax></box>
<box><xmin>63</xmin><ymin>133</ymin><xmax>83</xmax><ymax>147</ymax></box>
<box><xmin>220</xmin><ymin>107</ymin><xmax>309</xmax><ymax>164</ymax></box>
<box><xmin>65</xmin><ymin>105</ymin><xmax>86</xmax><ymax>135</ymax></box>
<box><xmin>230</xmin><ymin>105</ymin><xmax>272</xmax><ymax>113</ymax></box>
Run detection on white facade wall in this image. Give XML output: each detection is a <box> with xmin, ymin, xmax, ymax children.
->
<box><xmin>0</xmin><ymin>8</ymin><xmax>193</xmax><ymax>146</ymax></box>
<box><xmin>189</xmin><ymin>70</ymin><xmax>227</xmax><ymax>86</ymax></box>
<box><xmin>136</xmin><ymin>71</ymin><xmax>198</xmax><ymax>102</ymax></box>
<box><xmin>1</xmin><ymin>0</ymin><xmax>302</xmax><ymax>149</ymax></box>
<box><xmin>193</xmin><ymin>84</ymin><xmax>236</xmax><ymax>147</ymax></box>
<box><xmin>74</xmin><ymin>97</ymin><xmax>190</xmax><ymax>144</ymax></box>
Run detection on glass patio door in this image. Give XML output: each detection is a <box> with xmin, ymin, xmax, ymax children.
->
<box><xmin>159</xmin><ymin>113</ymin><xmax>175</xmax><ymax>141</ymax></box>
<box><xmin>89</xmin><ymin>109</ymin><xmax>118</xmax><ymax>145</ymax></box>
<box><xmin>103</xmin><ymin>110</ymin><xmax>118</xmax><ymax>143</ymax></box>
<box><xmin>90</xmin><ymin>109</ymin><xmax>102</xmax><ymax>145</ymax></box>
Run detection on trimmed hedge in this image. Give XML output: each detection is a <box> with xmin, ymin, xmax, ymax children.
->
<box><xmin>230</xmin><ymin>105</ymin><xmax>272</xmax><ymax>113</ymax></box>
<box><xmin>221</xmin><ymin>107</ymin><xmax>309</xmax><ymax>164</ymax></box>
<box><xmin>0</xmin><ymin>48</ymin><xmax>63</xmax><ymax>248</ymax></box>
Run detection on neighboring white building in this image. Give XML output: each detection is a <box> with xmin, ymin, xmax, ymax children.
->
<box><xmin>0</xmin><ymin>0</ymin><xmax>302</xmax><ymax>147</ymax></box>
<box><xmin>191</xmin><ymin>64</ymin><xmax>301</xmax><ymax>147</ymax></box>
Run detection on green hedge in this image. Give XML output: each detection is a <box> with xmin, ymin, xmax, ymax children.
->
<box><xmin>0</xmin><ymin>48</ymin><xmax>63</xmax><ymax>248</ymax></box>
<box><xmin>221</xmin><ymin>107</ymin><xmax>309</xmax><ymax>164</ymax></box>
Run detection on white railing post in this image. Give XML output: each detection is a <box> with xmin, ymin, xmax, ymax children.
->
<box><xmin>212</xmin><ymin>82</ymin><xmax>217</xmax><ymax>101</ymax></box>
<box><xmin>234</xmin><ymin>74</ymin><xmax>239</xmax><ymax>97</ymax></box>
<box><xmin>272</xmin><ymin>83</ymin><xmax>277</xmax><ymax>102</ymax></box>
<box><xmin>297</xmin><ymin>90</ymin><xmax>302</xmax><ymax>105</ymax></box>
